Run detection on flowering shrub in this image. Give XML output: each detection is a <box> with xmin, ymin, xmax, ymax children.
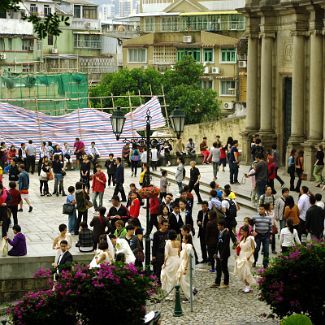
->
<box><xmin>281</xmin><ymin>313</ymin><xmax>312</xmax><ymax>325</ymax></box>
<box><xmin>258</xmin><ymin>242</ymin><xmax>325</xmax><ymax>325</ymax></box>
<box><xmin>9</xmin><ymin>262</ymin><xmax>157</xmax><ymax>325</ymax></box>
<box><xmin>139</xmin><ymin>186</ymin><xmax>160</xmax><ymax>199</ymax></box>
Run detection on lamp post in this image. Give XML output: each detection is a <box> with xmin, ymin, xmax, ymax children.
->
<box><xmin>111</xmin><ymin>106</ymin><xmax>185</xmax><ymax>272</ymax></box>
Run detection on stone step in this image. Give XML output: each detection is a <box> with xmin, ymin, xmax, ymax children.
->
<box><xmin>151</xmin><ymin>169</ymin><xmax>255</xmax><ymax>212</ymax></box>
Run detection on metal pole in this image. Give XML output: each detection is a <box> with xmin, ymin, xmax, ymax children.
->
<box><xmin>189</xmin><ymin>252</ymin><xmax>193</xmax><ymax>312</ymax></box>
<box><xmin>145</xmin><ymin>111</ymin><xmax>151</xmax><ymax>273</ymax></box>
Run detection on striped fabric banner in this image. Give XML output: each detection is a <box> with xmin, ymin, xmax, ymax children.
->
<box><xmin>0</xmin><ymin>96</ymin><xmax>166</xmax><ymax>158</ymax></box>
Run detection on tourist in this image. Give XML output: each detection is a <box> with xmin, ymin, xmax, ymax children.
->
<box><xmin>53</xmin><ymin>240</ymin><xmax>73</xmax><ymax>274</ymax></box>
<box><xmin>110</xmin><ymin>234</ymin><xmax>136</xmax><ymax>264</ymax></box>
<box><xmin>74</xmin><ymin>181</ymin><xmax>90</xmax><ymax>236</ymax></box>
<box><xmin>297</xmin><ymin>186</ymin><xmax>310</xmax><ymax>239</ymax></box>
<box><xmin>288</xmin><ymin>149</ymin><xmax>296</xmax><ymax>191</ymax></box>
<box><xmin>179</xmin><ymin>200</ymin><xmax>194</xmax><ymax>235</ymax></box>
<box><xmin>284</xmin><ymin>195</ymin><xmax>300</xmax><ymax>230</ymax></box>
<box><xmin>122</xmin><ymin>143</ymin><xmax>131</xmax><ymax>167</ymax></box>
<box><xmin>208</xmin><ymin>190</ymin><xmax>222</xmax><ymax>211</ymax></box>
<box><xmin>146</xmin><ymin>193</ymin><xmax>160</xmax><ymax>236</ymax></box>
<box><xmin>39</xmin><ymin>157</ymin><xmax>51</xmax><ymax>197</ymax></box>
<box><xmin>25</xmin><ymin>140</ymin><xmax>36</xmax><ymax>174</ymax></box>
<box><xmin>18</xmin><ymin>164</ymin><xmax>33</xmax><ymax>213</ymax></box>
<box><xmin>161</xmin><ymin>230</ymin><xmax>181</xmax><ymax>299</ymax></box>
<box><xmin>113</xmin><ymin>157</ymin><xmax>127</xmax><ymax>202</ymax></box>
<box><xmin>174</xmin><ymin>138</ymin><xmax>185</xmax><ymax>159</ymax></box>
<box><xmin>139</xmin><ymin>164</ymin><xmax>149</xmax><ymax>187</ymax></box>
<box><xmin>18</xmin><ymin>143</ymin><xmax>26</xmax><ymax>164</ymax></box>
<box><xmin>52</xmin><ymin>154</ymin><xmax>66</xmax><ymax>197</ymax></box>
<box><xmin>221</xmin><ymin>190</ymin><xmax>238</xmax><ymax>244</ymax></box>
<box><xmin>315</xmin><ymin>193</ymin><xmax>324</xmax><ymax>209</ymax></box>
<box><xmin>305</xmin><ymin>195</ymin><xmax>324</xmax><ymax>240</ymax></box>
<box><xmin>274</xmin><ymin>188</ymin><xmax>289</xmax><ymax>231</ymax></box>
<box><xmin>259</xmin><ymin>186</ymin><xmax>275</xmax><ymax>206</ymax></box>
<box><xmin>265</xmin><ymin>203</ymin><xmax>277</xmax><ymax>254</ymax></box>
<box><xmin>91</xmin><ymin>164</ymin><xmax>106</xmax><ymax>210</ymax></box>
<box><xmin>38</xmin><ymin>142</ymin><xmax>48</xmax><ymax>176</ymax></box>
<box><xmin>251</xmin><ymin>138</ymin><xmax>264</xmax><ymax>162</ymax></box>
<box><xmin>124</xmin><ymin>224</ymin><xmax>143</xmax><ymax>267</ymax></box>
<box><xmin>152</xmin><ymin>219</ymin><xmax>169</xmax><ymax>281</ymax></box>
<box><xmin>267</xmin><ymin>155</ymin><xmax>277</xmax><ymax>194</ymax></box>
<box><xmin>8</xmin><ymin>159</ymin><xmax>19</xmax><ymax>182</ymax></box>
<box><xmin>186</xmin><ymin>138</ymin><xmax>196</xmax><ymax>158</ymax></box>
<box><xmin>219</xmin><ymin>143</ymin><xmax>227</xmax><ymax>172</ymax></box>
<box><xmin>162</xmin><ymin>140</ymin><xmax>172</xmax><ymax>166</ymax></box>
<box><xmin>208</xmin><ymin>142</ymin><xmax>221</xmax><ymax>180</ymax></box>
<box><xmin>234</xmin><ymin>225</ymin><xmax>256</xmax><ymax>293</ymax></box>
<box><xmin>229</xmin><ymin>140</ymin><xmax>240</xmax><ymax>185</ymax></box>
<box><xmin>80</xmin><ymin>155</ymin><xmax>91</xmax><ymax>193</ymax></box>
<box><xmin>255</xmin><ymin>153</ymin><xmax>268</xmax><ymax>198</ymax></box>
<box><xmin>160</xmin><ymin>170</ymin><xmax>168</xmax><ymax>199</ymax></box>
<box><xmin>151</xmin><ymin>145</ymin><xmax>159</xmax><ymax>171</ymax></box>
<box><xmin>107</xmin><ymin>195</ymin><xmax>129</xmax><ymax>233</ymax></box>
<box><xmin>0</xmin><ymin>183</ymin><xmax>10</xmax><ymax>238</ymax></box>
<box><xmin>200</xmin><ymin>137</ymin><xmax>210</xmax><ymax>164</ymax></box>
<box><xmin>7</xmin><ymin>182</ymin><xmax>21</xmax><ymax>226</ymax></box>
<box><xmin>245</xmin><ymin>161</ymin><xmax>258</xmax><ymax>207</ymax></box>
<box><xmin>175</xmin><ymin>157</ymin><xmax>185</xmax><ymax>193</ymax></box>
<box><xmin>252</xmin><ymin>205</ymin><xmax>272</xmax><ymax>268</ymax></box>
<box><xmin>313</xmin><ymin>144</ymin><xmax>324</xmax><ymax>187</ymax></box>
<box><xmin>280</xmin><ymin>218</ymin><xmax>301</xmax><ymax>253</ymax></box>
<box><xmin>90</xmin><ymin>207</ymin><xmax>110</xmax><ymax>250</ymax></box>
<box><xmin>78</xmin><ymin>222</ymin><xmax>94</xmax><ymax>253</ymax></box>
<box><xmin>169</xmin><ymin>202</ymin><xmax>184</xmax><ymax>234</ymax></box>
<box><xmin>237</xmin><ymin>217</ymin><xmax>253</xmax><ymax>241</ymax></box>
<box><xmin>62</xmin><ymin>142</ymin><xmax>74</xmax><ymax>170</ymax></box>
<box><xmin>188</xmin><ymin>161</ymin><xmax>202</xmax><ymax>204</ymax></box>
<box><xmin>4</xmin><ymin>225</ymin><xmax>27</xmax><ymax>256</ymax></box>
<box><xmin>94</xmin><ymin>241</ymin><xmax>114</xmax><ymax>266</ymax></box>
<box><xmin>210</xmin><ymin>219</ymin><xmax>230</xmax><ymax>289</ymax></box>
<box><xmin>114</xmin><ymin>220</ymin><xmax>127</xmax><ymax>238</ymax></box>
<box><xmin>295</xmin><ymin>150</ymin><xmax>304</xmax><ymax>192</ymax></box>
<box><xmin>158</xmin><ymin>205</ymin><xmax>171</xmax><ymax>225</ymax></box>
<box><xmin>53</xmin><ymin>224</ymin><xmax>72</xmax><ymax>253</ymax></box>
<box><xmin>87</xmin><ymin>141</ymin><xmax>100</xmax><ymax>173</ymax></box>
<box><xmin>161</xmin><ymin>193</ymin><xmax>173</xmax><ymax>213</ymax></box>
<box><xmin>205</xmin><ymin>210</ymin><xmax>218</xmax><ymax>273</ymax></box>
<box><xmin>7</xmin><ymin>145</ymin><xmax>17</xmax><ymax>164</ymax></box>
<box><xmin>66</xmin><ymin>186</ymin><xmax>77</xmax><ymax>234</ymax></box>
<box><xmin>197</xmin><ymin>201</ymin><xmax>209</xmax><ymax>263</ymax></box>
<box><xmin>271</xmin><ymin>144</ymin><xmax>285</xmax><ymax>187</ymax></box>
<box><xmin>105</xmin><ymin>154</ymin><xmax>116</xmax><ymax>187</ymax></box>
<box><xmin>129</xmin><ymin>145</ymin><xmax>140</xmax><ymax>177</ymax></box>
<box><xmin>177</xmin><ymin>233</ymin><xmax>195</xmax><ymax>301</ymax></box>
<box><xmin>73</xmin><ymin>137</ymin><xmax>85</xmax><ymax>167</ymax></box>
<box><xmin>129</xmin><ymin>191</ymin><xmax>141</xmax><ymax>221</ymax></box>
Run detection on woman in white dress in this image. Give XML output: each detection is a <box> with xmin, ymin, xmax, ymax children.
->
<box><xmin>89</xmin><ymin>236</ymin><xmax>115</xmax><ymax>268</ymax></box>
<box><xmin>177</xmin><ymin>234</ymin><xmax>195</xmax><ymax>301</ymax></box>
<box><xmin>161</xmin><ymin>230</ymin><xmax>181</xmax><ymax>299</ymax></box>
<box><xmin>234</xmin><ymin>225</ymin><xmax>256</xmax><ymax>293</ymax></box>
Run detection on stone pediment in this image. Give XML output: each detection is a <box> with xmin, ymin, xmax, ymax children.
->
<box><xmin>164</xmin><ymin>0</ymin><xmax>208</xmax><ymax>13</ymax></box>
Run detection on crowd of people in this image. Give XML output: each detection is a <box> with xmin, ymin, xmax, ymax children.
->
<box><xmin>0</xmin><ymin>134</ymin><xmax>324</xmax><ymax>300</ymax></box>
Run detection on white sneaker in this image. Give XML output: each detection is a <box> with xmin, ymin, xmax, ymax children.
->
<box><xmin>243</xmin><ymin>287</ymin><xmax>251</xmax><ymax>293</ymax></box>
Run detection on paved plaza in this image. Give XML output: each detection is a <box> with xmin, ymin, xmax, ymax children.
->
<box><xmin>2</xmin><ymin>162</ymin><xmax>320</xmax><ymax>324</ymax></box>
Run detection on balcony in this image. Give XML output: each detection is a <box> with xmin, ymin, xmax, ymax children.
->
<box><xmin>74</xmin><ymin>40</ymin><xmax>101</xmax><ymax>49</ymax></box>
<box><xmin>71</xmin><ymin>19</ymin><xmax>101</xmax><ymax>31</ymax></box>
<box><xmin>0</xmin><ymin>19</ymin><xmax>33</xmax><ymax>35</ymax></box>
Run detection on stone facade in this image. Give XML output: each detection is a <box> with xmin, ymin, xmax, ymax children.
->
<box><xmin>240</xmin><ymin>0</ymin><xmax>325</xmax><ymax>178</ymax></box>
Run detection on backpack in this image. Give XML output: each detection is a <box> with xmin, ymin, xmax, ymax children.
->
<box><xmin>225</xmin><ymin>199</ymin><xmax>237</xmax><ymax>219</ymax></box>
<box><xmin>210</xmin><ymin>203</ymin><xmax>225</xmax><ymax>222</ymax></box>
<box><xmin>260</xmin><ymin>194</ymin><xmax>275</xmax><ymax>206</ymax></box>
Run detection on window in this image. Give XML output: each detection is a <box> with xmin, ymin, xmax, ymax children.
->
<box><xmin>83</xmin><ymin>6</ymin><xmax>97</xmax><ymax>19</ymax></box>
<box><xmin>161</xmin><ymin>16</ymin><xmax>179</xmax><ymax>32</ymax></box>
<box><xmin>203</xmin><ymin>48</ymin><xmax>213</xmax><ymax>63</ymax></box>
<box><xmin>144</xmin><ymin>17</ymin><xmax>154</xmax><ymax>32</ymax></box>
<box><xmin>153</xmin><ymin>46</ymin><xmax>176</xmax><ymax>64</ymax></box>
<box><xmin>202</xmin><ymin>80</ymin><xmax>213</xmax><ymax>89</ymax></box>
<box><xmin>0</xmin><ymin>39</ymin><xmax>4</xmax><ymax>51</ymax></box>
<box><xmin>22</xmin><ymin>39</ymin><xmax>33</xmax><ymax>51</ymax></box>
<box><xmin>0</xmin><ymin>10</ymin><xmax>6</xmax><ymax>18</ymax></box>
<box><xmin>128</xmin><ymin>48</ymin><xmax>147</xmax><ymax>63</ymax></box>
<box><xmin>48</xmin><ymin>34</ymin><xmax>54</xmax><ymax>46</ymax></box>
<box><xmin>44</xmin><ymin>5</ymin><xmax>51</xmax><ymax>16</ymax></box>
<box><xmin>220</xmin><ymin>48</ymin><xmax>236</xmax><ymax>63</ymax></box>
<box><xmin>74</xmin><ymin>34</ymin><xmax>101</xmax><ymax>49</ymax></box>
<box><xmin>30</xmin><ymin>4</ymin><xmax>38</xmax><ymax>14</ymax></box>
<box><xmin>8</xmin><ymin>38</ymin><xmax>12</xmax><ymax>50</ymax></box>
<box><xmin>220</xmin><ymin>80</ymin><xmax>236</xmax><ymax>96</ymax></box>
<box><xmin>74</xmin><ymin>5</ymin><xmax>81</xmax><ymax>18</ymax></box>
<box><xmin>177</xmin><ymin>49</ymin><xmax>200</xmax><ymax>62</ymax></box>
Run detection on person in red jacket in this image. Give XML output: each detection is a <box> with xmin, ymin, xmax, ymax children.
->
<box><xmin>146</xmin><ymin>193</ymin><xmax>160</xmax><ymax>236</ymax></box>
<box><xmin>129</xmin><ymin>192</ymin><xmax>140</xmax><ymax>219</ymax></box>
<box><xmin>8</xmin><ymin>181</ymin><xmax>22</xmax><ymax>226</ymax></box>
<box><xmin>92</xmin><ymin>164</ymin><xmax>107</xmax><ymax>210</ymax></box>
<box><xmin>267</xmin><ymin>155</ymin><xmax>277</xmax><ymax>194</ymax></box>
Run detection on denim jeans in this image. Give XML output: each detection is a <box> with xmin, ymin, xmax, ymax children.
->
<box><xmin>176</xmin><ymin>181</ymin><xmax>183</xmax><ymax>193</ymax></box>
<box><xmin>68</xmin><ymin>209</ymin><xmax>77</xmax><ymax>234</ymax></box>
<box><xmin>212</xmin><ymin>161</ymin><xmax>219</xmax><ymax>179</ymax></box>
<box><xmin>254</xmin><ymin>233</ymin><xmax>270</xmax><ymax>268</ymax></box>
<box><xmin>54</xmin><ymin>173</ymin><xmax>63</xmax><ymax>194</ymax></box>
<box><xmin>229</xmin><ymin>162</ymin><xmax>238</xmax><ymax>183</ymax></box>
<box><xmin>256</xmin><ymin>181</ymin><xmax>267</xmax><ymax>198</ymax></box>
<box><xmin>92</xmin><ymin>191</ymin><xmax>104</xmax><ymax>210</ymax></box>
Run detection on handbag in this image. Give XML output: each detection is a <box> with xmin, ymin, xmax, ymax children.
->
<box><xmin>272</xmin><ymin>224</ymin><xmax>278</xmax><ymax>235</ymax></box>
<box><xmin>0</xmin><ymin>238</ymin><xmax>8</xmax><ymax>257</ymax></box>
<box><xmin>85</xmin><ymin>200</ymin><xmax>93</xmax><ymax>209</ymax></box>
<box><xmin>47</xmin><ymin>171</ymin><xmax>54</xmax><ymax>181</ymax></box>
<box><xmin>62</xmin><ymin>203</ymin><xmax>75</xmax><ymax>215</ymax></box>
<box><xmin>40</xmin><ymin>170</ymin><xmax>47</xmax><ymax>178</ymax></box>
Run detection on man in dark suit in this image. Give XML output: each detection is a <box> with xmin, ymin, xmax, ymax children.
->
<box><xmin>169</xmin><ymin>202</ymin><xmax>184</xmax><ymax>234</ymax></box>
<box><xmin>53</xmin><ymin>240</ymin><xmax>73</xmax><ymax>274</ymax></box>
<box><xmin>113</xmin><ymin>157</ymin><xmax>127</xmax><ymax>202</ymax></box>
<box><xmin>197</xmin><ymin>201</ymin><xmax>209</xmax><ymax>263</ymax></box>
<box><xmin>210</xmin><ymin>219</ymin><xmax>230</xmax><ymax>288</ymax></box>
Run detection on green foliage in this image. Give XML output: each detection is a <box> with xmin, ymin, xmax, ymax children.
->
<box><xmin>92</xmin><ymin>56</ymin><xmax>220</xmax><ymax>124</ymax></box>
<box><xmin>258</xmin><ymin>242</ymin><xmax>325</xmax><ymax>325</ymax></box>
<box><xmin>281</xmin><ymin>314</ymin><xmax>313</xmax><ymax>325</ymax></box>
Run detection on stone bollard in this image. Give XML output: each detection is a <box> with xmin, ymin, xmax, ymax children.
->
<box><xmin>173</xmin><ymin>285</ymin><xmax>183</xmax><ymax>317</ymax></box>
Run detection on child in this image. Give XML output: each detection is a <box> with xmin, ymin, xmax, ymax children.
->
<box><xmin>237</xmin><ymin>217</ymin><xmax>253</xmax><ymax>241</ymax></box>
<box><xmin>160</xmin><ymin>170</ymin><xmax>168</xmax><ymax>200</ymax></box>
<box><xmin>129</xmin><ymin>192</ymin><xmax>140</xmax><ymax>219</ymax></box>
<box><xmin>210</xmin><ymin>219</ymin><xmax>230</xmax><ymax>289</ymax></box>
<box><xmin>114</xmin><ymin>220</ymin><xmax>127</xmax><ymax>238</ymax></box>
<box><xmin>66</xmin><ymin>186</ymin><xmax>77</xmax><ymax>235</ymax></box>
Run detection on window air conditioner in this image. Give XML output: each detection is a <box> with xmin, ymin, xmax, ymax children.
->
<box><xmin>211</xmin><ymin>67</ymin><xmax>220</xmax><ymax>74</ymax></box>
<box><xmin>183</xmin><ymin>35</ymin><xmax>192</xmax><ymax>43</ymax></box>
<box><xmin>238</xmin><ymin>61</ymin><xmax>247</xmax><ymax>68</ymax></box>
<box><xmin>0</xmin><ymin>53</ymin><xmax>6</xmax><ymax>60</ymax></box>
<box><xmin>223</xmin><ymin>102</ymin><xmax>234</xmax><ymax>110</ymax></box>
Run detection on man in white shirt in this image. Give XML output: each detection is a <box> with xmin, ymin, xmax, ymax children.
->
<box><xmin>110</xmin><ymin>234</ymin><xmax>136</xmax><ymax>264</ymax></box>
<box><xmin>141</xmin><ymin>150</ymin><xmax>147</xmax><ymax>166</ymax></box>
<box><xmin>52</xmin><ymin>240</ymin><xmax>73</xmax><ymax>275</ymax></box>
<box><xmin>87</xmin><ymin>141</ymin><xmax>100</xmax><ymax>173</ymax></box>
<box><xmin>151</xmin><ymin>147</ymin><xmax>158</xmax><ymax>171</ymax></box>
<box><xmin>62</xmin><ymin>142</ymin><xmax>74</xmax><ymax>169</ymax></box>
<box><xmin>25</xmin><ymin>140</ymin><xmax>37</xmax><ymax>174</ymax></box>
<box><xmin>297</xmin><ymin>186</ymin><xmax>310</xmax><ymax>238</ymax></box>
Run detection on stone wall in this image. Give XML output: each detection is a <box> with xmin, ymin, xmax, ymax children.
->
<box><xmin>0</xmin><ymin>253</ymin><xmax>92</xmax><ymax>302</ymax></box>
<box><xmin>181</xmin><ymin>116</ymin><xmax>246</xmax><ymax>152</ymax></box>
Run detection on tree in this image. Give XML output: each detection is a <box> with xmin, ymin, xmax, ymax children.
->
<box><xmin>0</xmin><ymin>0</ymin><xmax>69</xmax><ymax>39</ymax></box>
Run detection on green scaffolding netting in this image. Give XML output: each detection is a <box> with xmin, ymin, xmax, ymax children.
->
<box><xmin>0</xmin><ymin>72</ymin><xmax>88</xmax><ymax>115</ymax></box>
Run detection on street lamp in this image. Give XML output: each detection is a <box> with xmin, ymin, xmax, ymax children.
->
<box><xmin>111</xmin><ymin>106</ymin><xmax>185</xmax><ymax>272</ymax></box>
